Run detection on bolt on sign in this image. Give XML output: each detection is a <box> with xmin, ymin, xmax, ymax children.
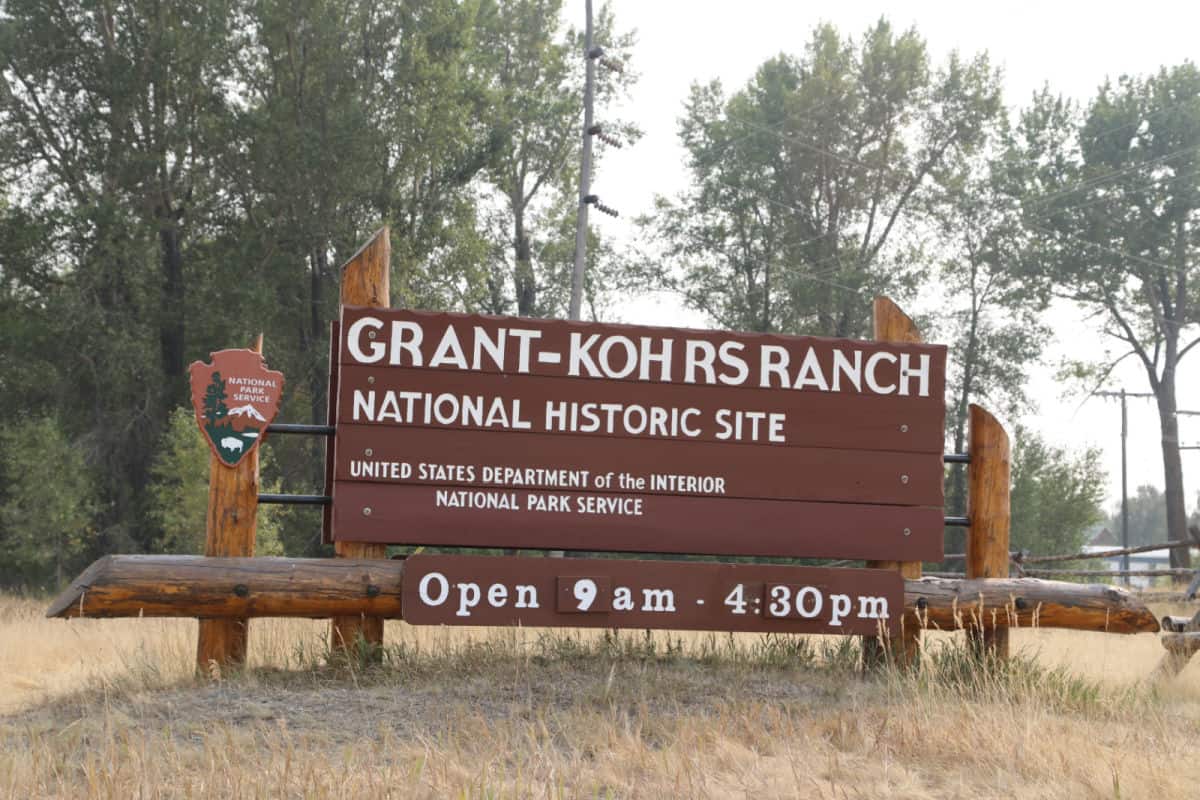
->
<box><xmin>189</xmin><ymin>350</ymin><xmax>284</xmax><ymax>467</ymax></box>
<box><xmin>403</xmin><ymin>555</ymin><xmax>903</xmax><ymax>636</ymax></box>
<box><xmin>328</xmin><ymin>307</ymin><xmax>946</xmax><ymax>562</ymax></box>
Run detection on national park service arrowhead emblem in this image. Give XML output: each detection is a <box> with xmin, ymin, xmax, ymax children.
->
<box><xmin>188</xmin><ymin>350</ymin><xmax>284</xmax><ymax>468</ymax></box>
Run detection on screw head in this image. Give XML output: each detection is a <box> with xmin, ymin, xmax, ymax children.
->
<box><xmin>900</xmin><ymin>424</ymin><xmax>909</xmax><ymax>433</ymax></box>
<box><xmin>900</xmin><ymin>474</ymin><xmax>909</xmax><ymax>484</ymax></box>
<box><xmin>367</xmin><ymin>330</ymin><xmax>377</xmax><ymax>339</ymax></box>
<box><xmin>903</xmin><ymin>527</ymin><xmax>911</xmax><ymax>536</ymax></box>
<box><xmin>365</xmin><ymin>448</ymin><xmax>373</xmax><ymax>457</ymax></box>
<box><xmin>363</xmin><ymin>507</ymin><xmax>372</xmax><ymax>516</ymax></box>
<box><xmin>367</xmin><ymin>375</ymin><xmax>375</xmax><ymax>385</ymax></box>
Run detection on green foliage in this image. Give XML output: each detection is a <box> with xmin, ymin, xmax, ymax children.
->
<box><xmin>147</xmin><ymin>408</ymin><xmax>283</xmax><ymax>556</ymax></box>
<box><xmin>475</xmin><ymin>0</ymin><xmax>640</xmax><ymax>318</ymax></box>
<box><xmin>1104</xmin><ymin>485</ymin><xmax>1169</xmax><ymax>548</ymax></box>
<box><xmin>1002</xmin><ymin>64</ymin><xmax>1200</xmax><ymax>561</ymax></box>
<box><xmin>649</xmin><ymin>18</ymin><xmax>1002</xmax><ymax>337</ymax></box>
<box><xmin>0</xmin><ymin>418</ymin><xmax>96</xmax><ymax>588</ymax></box>
<box><xmin>932</xmin><ymin>151</ymin><xmax>1050</xmax><ymax>554</ymax></box>
<box><xmin>1009</xmin><ymin>427</ymin><xmax>1107</xmax><ymax>557</ymax></box>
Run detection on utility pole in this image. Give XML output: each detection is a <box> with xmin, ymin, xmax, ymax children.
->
<box><xmin>569</xmin><ymin>0</ymin><xmax>596</xmax><ymax>322</ymax></box>
<box><xmin>569</xmin><ymin>0</ymin><xmax>620</xmax><ymax>322</ymax></box>
<box><xmin>1094</xmin><ymin>389</ymin><xmax>1154</xmax><ymax>582</ymax></box>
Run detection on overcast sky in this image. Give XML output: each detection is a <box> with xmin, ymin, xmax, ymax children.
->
<box><xmin>586</xmin><ymin>0</ymin><xmax>1200</xmax><ymax>515</ymax></box>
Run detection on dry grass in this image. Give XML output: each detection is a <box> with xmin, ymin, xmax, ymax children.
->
<box><xmin>3</xmin><ymin>593</ymin><xmax>1200</xmax><ymax>799</ymax></box>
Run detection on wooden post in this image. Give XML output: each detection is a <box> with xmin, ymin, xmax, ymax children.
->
<box><xmin>1153</xmin><ymin>611</ymin><xmax>1200</xmax><ymax>680</ymax></box>
<box><xmin>862</xmin><ymin>297</ymin><xmax>923</xmax><ymax>670</ymax></box>
<box><xmin>196</xmin><ymin>334</ymin><xmax>263</xmax><ymax>672</ymax></box>
<box><xmin>330</xmin><ymin>227</ymin><xmax>390</xmax><ymax>657</ymax></box>
<box><xmin>966</xmin><ymin>403</ymin><xmax>1011</xmax><ymax>658</ymax></box>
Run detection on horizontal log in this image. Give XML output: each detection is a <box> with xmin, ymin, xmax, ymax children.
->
<box><xmin>48</xmin><ymin>556</ymin><xmax>1159</xmax><ymax>635</ymax></box>
<box><xmin>902</xmin><ymin>576</ymin><xmax>1159</xmax><ymax>634</ymax></box>
<box><xmin>47</xmin><ymin>555</ymin><xmax>403</xmax><ymax>619</ymax></box>
<box><xmin>1024</xmin><ymin>568</ymin><xmax>1194</xmax><ymax>578</ymax></box>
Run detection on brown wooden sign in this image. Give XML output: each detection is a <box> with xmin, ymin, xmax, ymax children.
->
<box><xmin>401</xmin><ymin>554</ymin><xmax>903</xmax><ymax>635</ymax></box>
<box><xmin>330</xmin><ymin>306</ymin><xmax>946</xmax><ymax>561</ymax></box>
<box><xmin>188</xmin><ymin>349</ymin><xmax>283</xmax><ymax>467</ymax></box>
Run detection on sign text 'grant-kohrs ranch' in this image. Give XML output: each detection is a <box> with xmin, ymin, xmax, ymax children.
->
<box><xmin>329</xmin><ymin>307</ymin><xmax>948</xmax><ymax>561</ymax></box>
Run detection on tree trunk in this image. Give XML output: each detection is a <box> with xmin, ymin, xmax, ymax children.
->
<box><xmin>1157</xmin><ymin>368</ymin><xmax>1192</xmax><ymax>570</ymax></box>
<box><xmin>159</xmin><ymin>224</ymin><xmax>185</xmax><ymax>395</ymax></box>
<box><xmin>513</xmin><ymin>205</ymin><xmax>535</xmax><ymax>317</ymax></box>
<box><xmin>946</xmin><ymin>297</ymin><xmax>980</xmax><ymax>559</ymax></box>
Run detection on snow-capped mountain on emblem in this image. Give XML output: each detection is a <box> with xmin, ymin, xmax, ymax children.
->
<box><xmin>228</xmin><ymin>404</ymin><xmax>267</xmax><ymax>422</ymax></box>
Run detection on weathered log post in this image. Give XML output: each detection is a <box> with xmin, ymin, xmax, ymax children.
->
<box><xmin>1153</xmin><ymin>609</ymin><xmax>1200</xmax><ymax>680</ymax></box>
<box><xmin>966</xmin><ymin>404</ymin><xmax>1011</xmax><ymax>658</ymax></box>
<box><xmin>863</xmin><ymin>297</ymin><xmax>923</xmax><ymax>670</ymax></box>
<box><xmin>196</xmin><ymin>334</ymin><xmax>263</xmax><ymax>672</ymax></box>
<box><xmin>330</xmin><ymin>227</ymin><xmax>390</xmax><ymax>657</ymax></box>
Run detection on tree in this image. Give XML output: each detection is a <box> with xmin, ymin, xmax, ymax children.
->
<box><xmin>147</xmin><ymin>407</ymin><xmax>282</xmax><ymax>556</ymax></box>
<box><xmin>1105</xmin><ymin>485</ymin><xmax>1169</xmax><ymax>549</ymax></box>
<box><xmin>0</xmin><ymin>0</ymin><xmax>240</xmax><ymax>553</ymax></box>
<box><xmin>474</xmin><ymin>0</ymin><xmax>638</xmax><ymax>318</ymax></box>
<box><xmin>0</xmin><ymin>0</ymin><xmax>240</xmax><ymax>397</ymax></box>
<box><xmin>1009</xmin><ymin>427</ymin><xmax>1107</xmax><ymax>558</ymax></box>
<box><xmin>203</xmin><ymin>373</ymin><xmax>228</xmax><ymax>423</ymax></box>
<box><xmin>0</xmin><ymin>417</ymin><xmax>96</xmax><ymax>588</ymax></box>
<box><xmin>1005</xmin><ymin>66</ymin><xmax>1200</xmax><ymax>568</ymax></box>
<box><xmin>649</xmin><ymin>19</ymin><xmax>1002</xmax><ymax>337</ymax></box>
<box><xmin>932</xmin><ymin>146</ymin><xmax>1049</xmax><ymax>551</ymax></box>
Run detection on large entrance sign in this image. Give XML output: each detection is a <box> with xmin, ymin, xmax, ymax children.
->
<box><xmin>47</xmin><ymin>230</ymin><xmax>1161</xmax><ymax>676</ymax></box>
<box><xmin>329</xmin><ymin>306</ymin><xmax>948</xmax><ymax>561</ymax></box>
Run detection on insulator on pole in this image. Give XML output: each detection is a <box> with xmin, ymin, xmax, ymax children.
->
<box><xmin>586</xmin><ymin>123</ymin><xmax>622</xmax><ymax>148</ymax></box>
<box><xmin>583</xmin><ymin>195</ymin><xmax>618</xmax><ymax>217</ymax></box>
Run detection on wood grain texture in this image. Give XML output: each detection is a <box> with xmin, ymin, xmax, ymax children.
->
<box><xmin>47</xmin><ymin>556</ymin><xmax>402</xmax><ymax>619</ymax></box>
<box><xmin>196</xmin><ymin>334</ymin><xmax>262</xmax><ymax>670</ymax></box>
<box><xmin>1153</xmin><ymin>611</ymin><xmax>1200</xmax><ymax>679</ymax></box>
<box><xmin>967</xmin><ymin>403</ymin><xmax>1012</xmax><ymax>658</ymax></box>
<box><xmin>332</xmin><ymin>228</ymin><xmax>390</xmax><ymax>654</ymax></box>
<box><xmin>901</xmin><ymin>576</ymin><xmax>1158</xmax><ymax>634</ymax></box>
<box><xmin>46</xmin><ymin>556</ymin><xmax>1159</xmax><ymax>636</ymax></box>
<box><xmin>339</xmin><ymin>228</ymin><xmax>390</xmax><ymax>308</ymax></box>
<box><xmin>864</xmin><ymin>296</ymin><xmax>924</xmax><ymax>669</ymax></box>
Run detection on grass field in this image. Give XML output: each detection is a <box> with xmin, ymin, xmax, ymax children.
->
<box><xmin>3</xmin><ymin>593</ymin><xmax>1200</xmax><ymax>799</ymax></box>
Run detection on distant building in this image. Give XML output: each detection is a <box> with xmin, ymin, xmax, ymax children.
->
<box><xmin>1083</xmin><ymin>528</ymin><xmax>1174</xmax><ymax>589</ymax></box>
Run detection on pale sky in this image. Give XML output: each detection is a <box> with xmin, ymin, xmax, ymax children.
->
<box><xmin>588</xmin><ymin>0</ymin><xmax>1200</xmax><ymax>514</ymax></box>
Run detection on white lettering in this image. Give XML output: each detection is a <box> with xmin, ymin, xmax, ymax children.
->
<box><xmin>418</xmin><ymin>572</ymin><xmax>449</xmax><ymax>607</ymax></box>
<box><xmin>346</xmin><ymin>316</ymin><xmax>386</xmax><ymax>364</ymax></box>
<box><xmin>865</xmin><ymin>352</ymin><xmax>897</xmax><ymax>394</ymax></box>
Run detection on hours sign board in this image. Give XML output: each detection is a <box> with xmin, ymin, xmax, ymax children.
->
<box><xmin>328</xmin><ymin>306</ymin><xmax>947</xmax><ymax>561</ymax></box>
<box><xmin>402</xmin><ymin>555</ymin><xmax>903</xmax><ymax>636</ymax></box>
